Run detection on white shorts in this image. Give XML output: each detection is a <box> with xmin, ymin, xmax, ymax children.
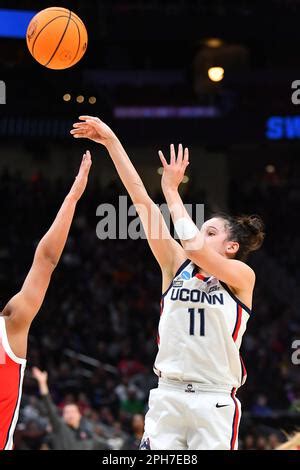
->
<box><xmin>140</xmin><ymin>378</ymin><xmax>241</xmax><ymax>450</ymax></box>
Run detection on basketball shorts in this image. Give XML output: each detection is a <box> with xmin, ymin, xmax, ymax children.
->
<box><xmin>140</xmin><ymin>377</ymin><xmax>241</xmax><ymax>450</ymax></box>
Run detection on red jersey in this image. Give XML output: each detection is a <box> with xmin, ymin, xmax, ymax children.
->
<box><xmin>0</xmin><ymin>316</ymin><xmax>26</xmax><ymax>450</ymax></box>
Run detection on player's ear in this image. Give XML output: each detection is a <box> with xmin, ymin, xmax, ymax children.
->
<box><xmin>225</xmin><ymin>241</ymin><xmax>239</xmax><ymax>256</ymax></box>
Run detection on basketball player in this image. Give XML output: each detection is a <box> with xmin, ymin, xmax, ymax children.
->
<box><xmin>0</xmin><ymin>151</ymin><xmax>92</xmax><ymax>450</ymax></box>
<box><xmin>71</xmin><ymin>117</ymin><xmax>265</xmax><ymax>450</ymax></box>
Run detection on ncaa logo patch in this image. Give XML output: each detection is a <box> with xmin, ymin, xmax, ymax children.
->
<box><xmin>181</xmin><ymin>271</ymin><xmax>191</xmax><ymax>280</ymax></box>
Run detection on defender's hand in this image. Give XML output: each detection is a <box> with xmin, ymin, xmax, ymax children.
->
<box><xmin>69</xmin><ymin>150</ymin><xmax>92</xmax><ymax>202</ymax></box>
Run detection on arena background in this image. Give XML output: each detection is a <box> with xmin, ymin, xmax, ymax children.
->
<box><xmin>0</xmin><ymin>0</ymin><xmax>299</xmax><ymax>450</ymax></box>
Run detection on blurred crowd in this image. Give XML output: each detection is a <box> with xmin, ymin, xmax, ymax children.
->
<box><xmin>0</xmin><ymin>163</ymin><xmax>299</xmax><ymax>450</ymax></box>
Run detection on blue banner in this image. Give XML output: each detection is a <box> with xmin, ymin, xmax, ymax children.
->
<box><xmin>0</xmin><ymin>9</ymin><xmax>36</xmax><ymax>38</ymax></box>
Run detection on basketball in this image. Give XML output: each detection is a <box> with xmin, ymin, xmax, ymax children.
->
<box><xmin>26</xmin><ymin>7</ymin><xmax>88</xmax><ymax>70</ymax></box>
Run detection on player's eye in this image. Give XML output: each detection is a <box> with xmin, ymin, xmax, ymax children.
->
<box><xmin>208</xmin><ymin>231</ymin><xmax>215</xmax><ymax>236</ymax></box>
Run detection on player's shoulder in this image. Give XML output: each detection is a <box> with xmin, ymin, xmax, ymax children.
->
<box><xmin>231</xmin><ymin>259</ymin><xmax>256</xmax><ymax>284</ymax></box>
<box><xmin>171</xmin><ymin>255</ymin><xmax>191</xmax><ymax>278</ymax></box>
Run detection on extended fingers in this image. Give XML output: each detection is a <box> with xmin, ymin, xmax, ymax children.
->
<box><xmin>79</xmin><ymin>115</ymin><xmax>100</xmax><ymax>122</ymax></box>
<box><xmin>84</xmin><ymin>150</ymin><xmax>92</xmax><ymax>163</ymax></box>
<box><xmin>72</xmin><ymin>122</ymin><xmax>85</xmax><ymax>128</ymax></box>
<box><xmin>75</xmin><ymin>119</ymin><xmax>96</xmax><ymax>125</ymax></box>
<box><xmin>70</xmin><ymin>133</ymin><xmax>85</xmax><ymax>138</ymax></box>
<box><xmin>72</xmin><ymin>120</ymin><xmax>94</xmax><ymax>129</ymax></box>
<box><xmin>183</xmin><ymin>147</ymin><xmax>189</xmax><ymax>167</ymax></box>
<box><xmin>70</xmin><ymin>129</ymin><xmax>86</xmax><ymax>138</ymax></box>
<box><xmin>70</xmin><ymin>122</ymin><xmax>90</xmax><ymax>137</ymax></box>
<box><xmin>169</xmin><ymin>143</ymin><xmax>188</xmax><ymax>165</ymax></box>
<box><xmin>177</xmin><ymin>143</ymin><xmax>183</xmax><ymax>164</ymax></box>
<box><xmin>80</xmin><ymin>151</ymin><xmax>92</xmax><ymax>172</ymax></box>
<box><xmin>158</xmin><ymin>150</ymin><xmax>168</xmax><ymax>168</ymax></box>
<box><xmin>170</xmin><ymin>143</ymin><xmax>176</xmax><ymax>165</ymax></box>
<box><xmin>160</xmin><ymin>144</ymin><xmax>188</xmax><ymax>167</ymax></box>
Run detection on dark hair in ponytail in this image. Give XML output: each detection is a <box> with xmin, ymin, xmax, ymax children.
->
<box><xmin>210</xmin><ymin>212</ymin><xmax>265</xmax><ymax>261</ymax></box>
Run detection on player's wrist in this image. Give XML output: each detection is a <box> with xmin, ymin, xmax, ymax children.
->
<box><xmin>162</xmin><ymin>185</ymin><xmax>180</xmax><ymax>200</ymax></box>
<box><xmin>163</xmin><ymin>185</ymin><xmax>179</xmax><ymax>193</ymax></box>
<box><xmin>39</xmin><ymin>383</ymin><xmax>49</xmax><ymax>395</ymax></box>
<box><xmin>104</xmin><ymin>134</ymin><xmax>121</xmax><ymax>150</ymax></box>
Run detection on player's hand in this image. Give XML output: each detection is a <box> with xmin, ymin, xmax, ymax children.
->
<box><xmin>69</xmin><ymin>150</ymin><xmax>92</xmax><ymax>201</ymax></box>
<box><xmin>70</xmin><ymin>116</ymin><xmax>116</xmax><ymax>145</ymax></box>
<box><xmin>32</xmin><ymin>367</ymin><xmax>48</xmax><ymax>384</ymax></box>
<box><xmin>158</xmin><ymin>144</ymin><xmax>189</xmax><ymax>193</ymax></box>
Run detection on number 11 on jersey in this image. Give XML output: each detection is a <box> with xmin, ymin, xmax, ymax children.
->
<box><xmin>188</xmin><ymin>308</ymin><xmax>205</xmax><ymax>336</ymax></box>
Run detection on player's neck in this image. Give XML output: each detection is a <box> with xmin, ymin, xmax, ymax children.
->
<box><xmin>197</xmin><ymin>267</ymin><xmax>210</xmax><ymax>278</ymax></box>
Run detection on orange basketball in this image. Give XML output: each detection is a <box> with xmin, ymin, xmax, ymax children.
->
<box><xmin>26</xmin><ymin>7</ymin><xmax>88</xmax><ymax>70</ymax></box>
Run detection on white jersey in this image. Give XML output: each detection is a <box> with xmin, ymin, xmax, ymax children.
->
<box><xmin>154</xmin><ymin>260</ymin><xmax>249</xmax><ymax>390</ymax></box>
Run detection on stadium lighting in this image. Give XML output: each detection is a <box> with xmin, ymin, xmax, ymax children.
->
<box><xmin>208</xmin><ymin>67</ymin><xmax>224</xmax><ymax>82</ymax></box>
<box><xmin>76</xmin><ymin>95</ymin><xmax>84</xmax><ymax>103</ymax></box>
<box><xmin>205</xmin><ymin>38</ymin><xmax>223</xmax><ymax>48</ymax></box>
<box><xmin>265</xmin><ymin>164</ymin><xmax>275</xmax><ymax>173</ymax></box>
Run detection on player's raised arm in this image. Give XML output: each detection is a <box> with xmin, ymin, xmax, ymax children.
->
<box><xmin>2</xmin><ymin>152</ymin><xmax>92</xmax><ymax>332</ymax></box>
<box><xmin>70</xmin><ymin>116</ymin><xmax>186</xmax><ymax>280</ymax></box>
<box><xmin>159</xmin><ymin>144</ymin><xmax>257</xmax><ymax>293</ymax></box>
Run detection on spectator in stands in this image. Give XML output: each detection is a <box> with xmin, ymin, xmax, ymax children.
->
<box><xmin>122</xmin><ymin>414</ymin><xmax>145</xmax><ymax>450</ymax></box>
<box><xmin>120</xmin><ymin>385</ymin><xmax>145</xmax><ymax>416</ymax></box>
<box><xmin>242</xmin><ymin>434</ymin><xmax>256</xmax><ymax>450</ymax></box>
<box><xmin>251</xmin><ymin>394</ymin><xmax>274</xmax><ymax>417</ymax></box>
<box><xmin>32</xmin><ymin>368</ymin><xmax>109</xmax><ymax>450</ymax></box>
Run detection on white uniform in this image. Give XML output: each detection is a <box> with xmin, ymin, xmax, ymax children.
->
<box><xmin>141</xmin><ymin>259</ymin><xmax>250</xmax><ymax>450</ymax></box>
